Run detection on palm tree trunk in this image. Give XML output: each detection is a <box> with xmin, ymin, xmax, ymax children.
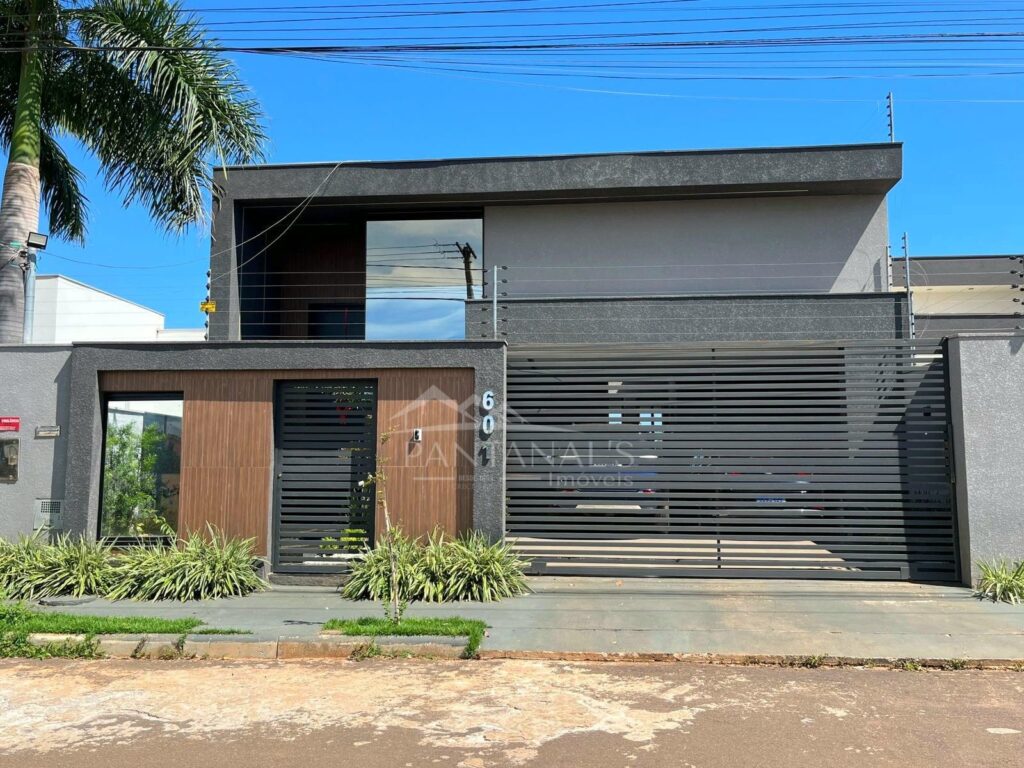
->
<box><xmin>0</xmin><ymin>0</ymin><xmax>44</xmax><ymax>343</ymax></box>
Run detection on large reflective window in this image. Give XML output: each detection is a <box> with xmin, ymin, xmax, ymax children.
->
<box><xmin>365</xmin><ymin>218</ymin><xmax>483</xmax><ymax>340</ymax></box>
<box><xmin>100</xmin><ymin>397</ymin><xmax>183</xmax><ymax>538</ymax></box>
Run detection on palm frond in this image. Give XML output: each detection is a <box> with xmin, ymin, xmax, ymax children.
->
<box><xmin>38</xmin><ymin>129</ymin><xmax>87</xmax><ymax>241</ymax></box>
<box><xmin>67</xmin><ymin>0</ymin><xmax>265</xmax><ymax>231</ymax></box>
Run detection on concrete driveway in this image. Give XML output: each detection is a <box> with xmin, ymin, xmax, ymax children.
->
<box><xmin>35</xmin><ymin>577</ymin><xmax>1024</xmax><ymax>661</ymax></box>
<box><xmin>0</xmin><ymin>659</ymin><xmax>1022</xmax><ymax>767</ymax></box>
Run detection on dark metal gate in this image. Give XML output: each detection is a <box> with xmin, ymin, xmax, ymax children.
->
<box><xmin>506</xmin><ymin>341</ymin><xmax>958</xmax><ymax>581</ymax></box>
<box><xmin>272</xmin><ymin>380</ymin><xmax>377</xmax><ymax>573</ymax></box>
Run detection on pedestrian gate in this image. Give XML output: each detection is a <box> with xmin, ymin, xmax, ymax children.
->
<box><xmin>272</xmin><ymin>380</ymin><xmax>377</xmax><ymax>573</ymax></box>
<box><xmin>506</xmin><ymin>341</ymin><xmax>958</xmax><ymax>581</ymax></box>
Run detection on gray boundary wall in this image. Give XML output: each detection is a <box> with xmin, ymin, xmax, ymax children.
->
<box><xmin>0</xmin><ymin>346</ymin><xmax>72</xmax><ymax>539</ymax></box>
<box><xmin>467</xmin><ymin>294</ymin><xmax>910</xmax><ymax>343</ymax></box>
<box><xmin>948</xmin><ymin>333</ymin><xmax>1024</xmax><ymax>585</ymax></box>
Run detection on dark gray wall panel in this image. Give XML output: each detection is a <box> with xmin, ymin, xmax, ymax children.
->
<box><xmin>947</xmin><ymin>333</ymin><xmax>1024</xmax><ymax>585</ymax></box>
<box><xmin>469</xmin><ymin>294</ymin><xmax>910</xmax><ymax>344</ymax></box>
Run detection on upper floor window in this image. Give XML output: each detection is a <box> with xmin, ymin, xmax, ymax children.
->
<box><xmin>366</xmin><ymin>218</ymin><xmax>483</xmax><ymax>340</ymax></box>
<box><xmin>235</xmin><ymin>209</ymin><xmax>482</xmax><ymax>341</ymax></box>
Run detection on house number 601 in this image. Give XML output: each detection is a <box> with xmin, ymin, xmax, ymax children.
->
<box><xmin>481</xmin><ymin>390</ymin><xmax>496</xmax><ymax>435</ymax></box>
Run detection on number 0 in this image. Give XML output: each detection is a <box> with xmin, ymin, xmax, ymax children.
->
<box><xmin>481</xmin><ymin>415</ymin><xmax>495</xmax><ymax>435</ymax></box>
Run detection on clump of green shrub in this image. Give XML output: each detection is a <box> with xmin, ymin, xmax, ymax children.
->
<box><xmin>106</xmin><ymin>526</ymin><xmax>265</xmax><ymax>601</ymax></box>
<box><xmin>975</xmin><ymin>559</ymin><xmax>1024</xmax><ymax>604</ymax></box>
<box><xmin>0</xmin><ymin>532</ymin><xmax>114</xmax><ymax>599</ymax></box>
<box><xmin>0</xmin><ymin>534</ymin><xmax>43</xmax><ymax>598</ymax></box>
<box><xmin>0</xmin><ymin>527</ymin><xmax>264</xmax><ymax>602</ymax></box>
<box><xmin>342</xmin><ymin>529</ymin><xmax>530</xmax><ymax>605</ymax></box>
<box><xmin>341</xmin><ymin>529</ymin><xmax>426</xmax><ymax>614</ymax></box>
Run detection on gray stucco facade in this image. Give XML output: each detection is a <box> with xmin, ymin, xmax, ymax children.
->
<box><xmin>948</xmin><ymin>333</ymin><xmax>1024</xmax><ymax>585</ymax></box>
<box><xmin>468</xmin><ymin>293</ymin><xmax>910</xmax><ymax>343</ymax></box>
<box><xmin>0</xmin><ymin>346</ymin><xmax>72</xmax><ymax>540</ymax></box>
<box><xmin>483</xmin><ymin>195</ymin><xmax>889</xmax><ymax>298</ymax></box>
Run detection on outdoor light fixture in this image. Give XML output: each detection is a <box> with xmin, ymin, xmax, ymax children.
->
<box><xmin>26</xmin><ymin>232</ymin><xmax>47</xmax><ymax>250</ymax></box>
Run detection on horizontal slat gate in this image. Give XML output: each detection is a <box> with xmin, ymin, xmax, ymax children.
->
<box><xmin>506</xmin><ymin>341</ymin><xmax>958</xmax><ymax>581</ymax></box>
<box><xmin>273</xmin><ymin>381</ymin><xmax>377</xmax><ymax>573</ymax></box>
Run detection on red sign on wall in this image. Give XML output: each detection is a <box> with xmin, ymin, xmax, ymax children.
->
<box><xmin>0</xmin><ymin>417</ymin><xmax>20</xmax><ymax>432</ymax></box>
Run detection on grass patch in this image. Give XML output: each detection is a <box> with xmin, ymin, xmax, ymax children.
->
<box><xmin>8</xmin><ymin>612</ymin><xmax>202</xmax><ymax>636</ymax></box>
<box><xmin>0</xmin><ymin>601</ymin><xmax>241</xmax><ymax>658</ymax></box>
<box><xmin>323</xmin><ymin>616</ymin><xmax>488</xmax><ymax>657</ymax></box>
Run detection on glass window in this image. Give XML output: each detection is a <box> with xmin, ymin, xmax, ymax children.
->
<box><xmin>100</xmin><ymin>397</ymin><xmax>183</xmax><ymax>539</ymax></box>
<box><xmin>365</xmin><ymin>218</ymin><xmax>483</xmax><ymax>340</ymax></box>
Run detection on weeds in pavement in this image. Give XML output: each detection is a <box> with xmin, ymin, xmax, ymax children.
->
<box><xmin>799</xmin><ymin>654</ymin><xmax>828</xmax><ymax>669</ymax></box>
<box><xmin>893</xmin><ymin>659</ymin><xmax>923</xmax><ymax>671</ymax></box>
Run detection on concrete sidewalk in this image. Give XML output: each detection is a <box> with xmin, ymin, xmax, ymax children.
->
<box><xmin>35</xmin><ymin>577</ymin><xmax>1024</xmax><ymax>661</ymax></box>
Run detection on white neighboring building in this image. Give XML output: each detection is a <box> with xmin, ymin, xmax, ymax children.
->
<box><xmin>29</xmin><ymin>275</ymin><xmax>205</xmax><ymax>344</ymax></box>
<box><xmin>155</xmin><ymin>327</ymin><xmax>206</xmax><ymax>342</ymax></box>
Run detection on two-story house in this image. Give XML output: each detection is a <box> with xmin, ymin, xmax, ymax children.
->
<box><xmin>4</xmin><ymin>142</ymin><xmax>1020</xmax><ymax>586</ymax></box>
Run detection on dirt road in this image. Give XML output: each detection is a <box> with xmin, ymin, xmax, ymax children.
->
<box><xmin>0</xmin><ymin>659</ymin><xmax>1021</xmax><ymax>767</ymax></box>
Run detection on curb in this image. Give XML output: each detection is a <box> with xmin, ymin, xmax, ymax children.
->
<box><xmin>23</xmin><ymin>635</ymin><xmax>1024</xmax><ymax>669</ymax></box>
<box><xmin>475</xmin><ymin>649</ymin><xmax>1024</xmax><ymax>670</ymax></box>
<box><xmin>26</xmin><ymin>633</ymin><xmax>467</xmax><ymax>660</ymax></box>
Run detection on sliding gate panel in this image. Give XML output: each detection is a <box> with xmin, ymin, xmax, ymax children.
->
<box><xmin>273</xmin><ymin>381</ymin><xmax>377</xmax><ymax>573</ymax></box>
<box><xmin>506</xmin><ymin>341</ymin><xmax>958</xmax><ymax>581</ymax></box>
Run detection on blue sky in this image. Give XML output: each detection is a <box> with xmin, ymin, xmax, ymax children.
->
<box><xmin>37</xmin><ymin>1</ymin><xmax>1024</xmax><ymax>329</ymax></box>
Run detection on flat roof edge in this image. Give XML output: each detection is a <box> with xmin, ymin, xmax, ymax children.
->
<box><xmin>213</xmin><ymin>142</ymin><xmax>901</xmax><ymax>172</ymax></box>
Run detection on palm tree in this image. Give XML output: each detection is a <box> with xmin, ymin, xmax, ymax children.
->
<box><xmin>0</xmin><ymin>0</ymin><xmax>265</xmax><ymax>342</ymax></box>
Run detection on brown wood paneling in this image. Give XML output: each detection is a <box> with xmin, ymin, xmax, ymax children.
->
<box><xmin>99</xmin><ymin>368</ymin><xmax>475</xmax><ymax>556</ymax></box>
<box><xmin>270</xmin><ymin>223</ymin><xmax>365</xmax><ymax>339</ymax></box>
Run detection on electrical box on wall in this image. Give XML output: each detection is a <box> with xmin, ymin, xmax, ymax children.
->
<box><xmin>34</xmin><ymin>499</ymin><xmax>63</xmax><ymax>530</ymax></box>
<box><xmin>0</xmin><ymin>438</ymin><xmax>18</xmax><ymax>483</ymax></box>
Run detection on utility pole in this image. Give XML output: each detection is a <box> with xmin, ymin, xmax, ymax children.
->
<box><xmin>902</xmin><ymin>232</ymin><xmax>915</xmax><ymax>340</ymax></box>
<box><xmin>455</xmin><ymin>241</ymin><xmax>477</xmax><ymax>300</ymax></box>
<box><xmin>886</xmin><ymin>92</ymin><xmax>896</xmax><ymax>143</ymax></box>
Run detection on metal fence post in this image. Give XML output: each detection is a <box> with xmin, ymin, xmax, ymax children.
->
<box><xmin>492</xmin><ymin>264</ymin><xmax>498</xmax><ymax>340</ymax></box>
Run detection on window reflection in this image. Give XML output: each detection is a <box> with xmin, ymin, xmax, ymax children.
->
<box><xmin>365</xmin><ymin>218</ymin><xmax>483</xmax><ymax>340</ymax></box>
<box><xmin>100</xmin><ymin>397</ymin><xmax>182</xmax><ymax>538</ymax></box>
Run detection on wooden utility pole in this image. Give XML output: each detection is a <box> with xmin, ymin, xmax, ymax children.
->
<box><xmin>455</xmin><ymin>241</ymin><xmax>477</xmax><ymax>300</ymax></box>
